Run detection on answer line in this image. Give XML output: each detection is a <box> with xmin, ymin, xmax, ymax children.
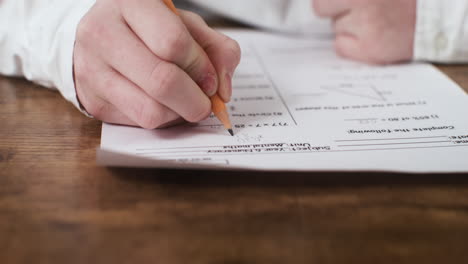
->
<box><xmin>337</xmin><ymin>140</ymin><xmax>451</xmax><ymax>147</ymax></box>
<box><xmin>344</xmin><ymin>118</ymin><xmax>379</xmax><ymax>121</ymax></box>
<box><xmin>135</xmin><ymin>145</ymin><xmax>250</xmax><ymax>151</ymax></box>
<box><xmin>134</xmin><ymin>144</ymin><xmax>468</xmax><ymax>158</ymax></box>
<box><xmin>335</xmin><ymin>136</ymin><xmax>447</xmax><ymax>142</ymax></box>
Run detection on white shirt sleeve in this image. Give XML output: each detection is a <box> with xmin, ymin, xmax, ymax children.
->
<box><xmin>2</xmin><ymin>0</ymin><xmax>465</xmax><ymax>116</ymax></box>
<box><xmin>190</xmin><ymin>0</ymin><xmax>468</xmax><ymax>63</ymax></box>
<box><xmin>0</xmin><ymin>0</ymin><xmax>96</xmax><ymax>111</ymax></box>
<box><xmin>186</xmin><ymin>0</ymin><xmax>331</xmax><ymax>35</ymax></box>
<box><xmin>414</xmin><ymin>0</ymin><xmax>468</xmax><ymax>63</ymax></box>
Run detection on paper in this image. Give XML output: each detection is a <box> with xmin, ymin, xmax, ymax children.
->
<box><xmin>98</xmin><ymin>30</ymin><xmax>468</xmax><ymax>173</ymax></box>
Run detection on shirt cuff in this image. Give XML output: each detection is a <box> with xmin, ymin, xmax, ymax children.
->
<box><xmin>414</xmin><ymin>0</ymin><xmax>468</xmax><ymax>63</ymax></box>
<box><xmin>56</xmin><ymin>0</ymin><xmax>96</xmax><ymax>116</ymax></box>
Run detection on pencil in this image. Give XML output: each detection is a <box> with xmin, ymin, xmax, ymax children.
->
<box><xmin>162</xmin><ymin>0</ymin><xmax>234</xmax><ymax>136</ymax></box>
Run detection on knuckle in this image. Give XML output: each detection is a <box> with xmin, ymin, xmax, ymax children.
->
<box><xmin>76</xmin><ymin>15</ymin><xmax>93</xmax><ymax>41</ymax></box>
<box><xmin>149</xmin><ymin>63</ymin><xmax>178</xmax><ymax>100</ymax></box>
<box><xmin>77</xmin><ymin>13</ymin><xmax>101</xmax><ymax>42</ymax></box>
<box><xmin>76</xmin><ymin>16</ymin><xmax>112</xmax><ymax>53</ymax></box>
<box><xmin>334</xmin><ymin>36</ymin><xmax>362</xmax><ymax>62</ymax></box>
<box><xmin>134</xmin><ymin>101</ymin><xmax>164</xmax><ymax>129</ymax></box>
<box><xmin>222</xmin><ymin>36</ymin><xmax>242</xmax><ymax>66</ymax></box>
<box><xmin>159</xmin><ymin>26</ymin><xmax>191</xmax><ymax>61</ymax></box>
<box><xmin>86</xmin><ymin>100</ymin><xmax>108</xmax><ymax>119</ymax></box>
<box><xmin>334</xmin><ymin>41</ymin><xmax>347</xmax><ymax>58</ymax></box>
<box><xmin>185</xmin><ymin>11</ymin><xmax>206</xmax><ymax>25</ymax></box>
<box><xmin>184</xmin><ymin>52</ymin><xmax>205</xmax><ymax>76</ymax></box>
<box><xmin>312</xmin><ymin>0</ymin><xmax>326</xmax><ymax>16</ymax></box>
<box><xmin>334</xmin><ymin>36</ymin><xmax>349</xmax><ymax>55</ymax></box>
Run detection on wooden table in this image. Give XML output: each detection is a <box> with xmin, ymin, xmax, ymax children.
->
<box><xmin>1</xmin><ymin>60</ymin><xmax>468</xmax><ymax>263</ymax></box>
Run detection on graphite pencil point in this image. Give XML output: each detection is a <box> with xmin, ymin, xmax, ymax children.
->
<box><xmin>228</xmin><ymin>129</ymin><xmax>234</xmax><ymax>136</ymax></box>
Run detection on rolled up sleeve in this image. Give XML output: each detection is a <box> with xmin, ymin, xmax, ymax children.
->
<box><xmin>414</xmin><ymin>0</ymin><xmax>468</xmax><ymax>63</ymax></box>
<box><xmin>0</xmin><ymin>0</ymin><xmax>96</xmax><ymax>112</ymax></box>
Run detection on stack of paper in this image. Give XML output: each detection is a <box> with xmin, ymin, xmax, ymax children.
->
<box><xmin>98</xmin><ymin>30</ymin><xmax>468</xmax><ymax>173</ymax></box>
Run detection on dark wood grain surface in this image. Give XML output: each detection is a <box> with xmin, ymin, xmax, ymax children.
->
<box><xmin>1</xmin><ymin>61</ymin><xmax>468</xmax><ymax>263</ymax></box>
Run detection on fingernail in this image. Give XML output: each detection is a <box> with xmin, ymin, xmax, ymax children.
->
<box><xmin>199</xmin><ymin>73</ymin><xmax>217</xmax><ymax>97</ymax></box>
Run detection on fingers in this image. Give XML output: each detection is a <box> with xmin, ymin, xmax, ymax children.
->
<box><xmin>313</xmin><ymin>0</ymin><xmax>352</xmax><ymax>17</ymax></box>
<box><xmin>335</xmin><ymin>34</ymin><xmax>391</xmax><ymax>65</ymax></box>
<box><xmin>158</xmin><ymin>117</ymin><xmax>187</xmax><ymax>129</ymax></box>
<box><xmin>75</xmin><ymin>0</ymin><xmax>232</xmax><ymax>129</ymax></box>
<box><xmin>144</xmin><ymin>62</ymin><xmax>212</xmax><ymax>122</ymax></box>
<box><xmin>74</xmin><ymin>51</ymin><xmax>182</xmax><ymax>128</ymax></box>
<box><xmin>75</xmin><ymin>66</ymin><xmax>138</xmax><ymax>127</ymax></box>
<box><xmin>90</xmin><ymin>100</ymin><xmax>139</xmax><ymax>127</ymax></box>
<box><xmin>106</xmin><ymin>47</ymin><xmax>211</xmax><ymax>124</ymax></box>
<box><xmin>334</xmin><ymin>34</ymin><xmax>363</xmax><ymax>62</ymax></box>
<box><xmin>120</xmin><ymin>0</ymin><xmax>218</xmax><ymax>96</ymax></box>
<box><xmin>97</xmin><ymin>68</ymin><xmax>185</xmax><ymax>129</ymax></box>
<box><xmin>80</xmin><ymin>12</ymin><xmax>212</xmax><ymax>124</ymax></box>
<box><xmin>82</xmin><ymin>19</ymin><xmax>159</xmax><ymax>98</ymax></box>
<box><xmin>180</xmin><ymin>11</ymin><xmax>241</xmax><ymax>102</ymax></box>
<box><xmin>333</xmin><ymin>10</ymin><xmax>361</xmax><ymax>36</ymax></box>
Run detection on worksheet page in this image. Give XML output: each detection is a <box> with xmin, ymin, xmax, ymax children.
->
<box><xmin>99</xmin><ymin>30</ymin><xmax>468</xmax><ymax>173</ymax></box>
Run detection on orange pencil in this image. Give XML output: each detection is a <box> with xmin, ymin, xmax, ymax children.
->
<box><xmin>163</xmin><ymin>0</ymin><xmax>234</xmax><ymax>136</ymax></box>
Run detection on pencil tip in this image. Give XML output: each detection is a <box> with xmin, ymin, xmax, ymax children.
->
<box><xmin>228</xmin><ymin>129</ymin><xmax>234</xmax><ymax>136</ymax></box>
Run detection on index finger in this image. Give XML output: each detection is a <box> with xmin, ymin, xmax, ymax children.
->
<box><xmin>120</xmin><ymin>0</ymin><xmax>219</xmax><ymax>96</ymax></box>
<box><xmin>180</xmin><ymin>11</ymin><xmax>241</xmax><ymax>102</ymax></box>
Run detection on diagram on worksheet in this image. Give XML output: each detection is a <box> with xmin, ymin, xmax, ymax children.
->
<box><xmin>319</xmin><ymin>83</ymin><xmax>388</xmax><ymax>102</ymax></box>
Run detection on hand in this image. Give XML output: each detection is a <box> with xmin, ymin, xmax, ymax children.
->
<box><xmin>73</xmin><ymin>0</ymin><xmax>241</xmax><ymax>129</ymax></box>
<box><xmin>313</xmin><ymin>0</ymin><xmax>416</xmax><ymax>64</ymax></box>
